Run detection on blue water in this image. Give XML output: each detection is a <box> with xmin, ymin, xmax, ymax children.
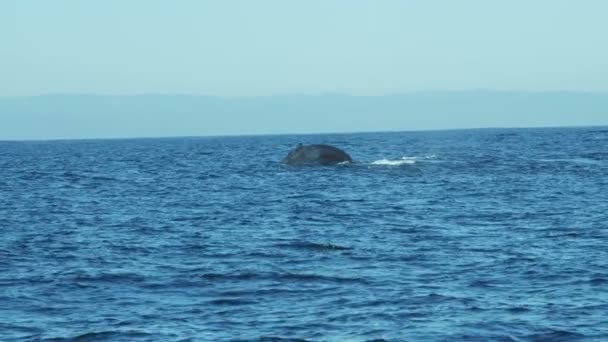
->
<box><xmin>1</xmin><ymin>127</ymin><xmax>607</xmax><ymax>341</ymax></box>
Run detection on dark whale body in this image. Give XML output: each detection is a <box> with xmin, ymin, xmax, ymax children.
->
<box><xmin>282</xmin><ymin>144</ymin><xmax>353</xmax><ymax>165</ymax></box>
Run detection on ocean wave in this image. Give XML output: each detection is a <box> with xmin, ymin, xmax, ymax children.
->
<box><xmin>255</xmin><ymin>337</ymin><xmax>309</xmax><ymax>342</ymax></box>
<box><xmin>67</xmin><ymin>271</ymin><xmax>147</xmax><ymax>284</ymax></box>
<box><xmin>199</xmin><ymin>271</ymin><xmax>365</xmax><ymax>284</ymax></box>
<box><xmin>40</xmin><ymin>330</ymin><xmax>153</xmax><ymax>341</ymax></box>
<box><xmin>206</xmin><ymin>298</ymin><xmax>258</xmax><ymax>306</ymax></box>
<box><xmin>524</xmin><ymin>329</ymin><xmax>586</xmax><ymax>341</ymax></box>
<box><xmin>538</xmin><ymin>158</ymin><xmax>604</xmax><ymax>165</ymax></box>
<box><xmin>272</xmin><ymin>241</ymin><xmax>353</xmax><ymax>252</ymax></box>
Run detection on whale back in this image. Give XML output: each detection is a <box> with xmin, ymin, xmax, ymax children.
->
<box><xmin>283</xmin><ymin>144</ymin><xmax>352</xmax><ymax>165</ymax></box>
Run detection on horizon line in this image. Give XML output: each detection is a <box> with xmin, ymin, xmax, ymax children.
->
<box><xmin>2</xmin><ymin>124</ymin><xmax>606</xmax><ymax>143</ymax></box>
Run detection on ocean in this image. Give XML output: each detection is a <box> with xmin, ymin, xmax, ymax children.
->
<box><xmin>1</xmin><ymin>127</ymin><xmax>607</xmax><ymax>341</ymax></box>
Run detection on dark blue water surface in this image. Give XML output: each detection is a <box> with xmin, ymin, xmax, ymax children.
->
<box><xmin>1</xmin><ymin>127</ymin><xmax>608</xmax><ymax>341</ymax></box>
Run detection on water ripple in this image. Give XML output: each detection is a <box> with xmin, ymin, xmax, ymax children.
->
<box><xmin>1</xmin><ymin>127</ymin><xmax>607</xmax><ymax>340</ymax></box>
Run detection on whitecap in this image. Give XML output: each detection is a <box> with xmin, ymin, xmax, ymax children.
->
<box><xmin>371</xmin><ymin>158</ymin><xmax>417</xmax><ymax>166</ymax></box>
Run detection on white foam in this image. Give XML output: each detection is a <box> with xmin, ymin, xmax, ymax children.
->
<box><xmin>371</xmin><ymin>158</ymin><xmax>417</xmax><ymax>166</ymax></box>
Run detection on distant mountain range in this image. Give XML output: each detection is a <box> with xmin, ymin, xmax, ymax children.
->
<box><xmin>1</xmin><ymin>92</ymin><xmax>607</xmax><ymax>140</ymax></box>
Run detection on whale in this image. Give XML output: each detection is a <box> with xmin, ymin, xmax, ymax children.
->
<box><xmin>282</xmin><ymin>143</ymin><xmax>353</xmax><ymax>165</ymax></box>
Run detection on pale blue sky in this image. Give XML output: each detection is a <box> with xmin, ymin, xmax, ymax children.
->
<box><xmin>2</xmin><ymin>0</ymin><xmax>607</xmax><ymax>96</ymax></box>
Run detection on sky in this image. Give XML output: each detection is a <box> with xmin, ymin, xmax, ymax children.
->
<box><xmin>1</xmin><ymin>0</ymin><xmax>608</xmax><ymax>97</ymax></box>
